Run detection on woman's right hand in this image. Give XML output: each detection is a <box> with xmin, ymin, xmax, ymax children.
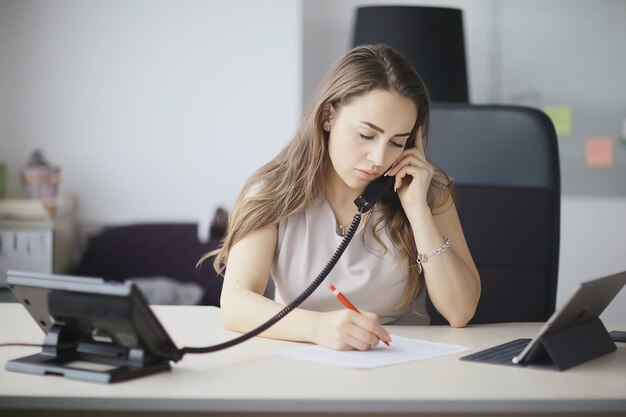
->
<box><xmin>310</xmin><ymin>310</ymin><xmax>392</xmax><ymax>350</ymax></box>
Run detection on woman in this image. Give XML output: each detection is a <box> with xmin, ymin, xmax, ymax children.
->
<box><xmin>207</xmin><ymin>44</ymin><xmax>480</xmax><ymax>351</ymax></box>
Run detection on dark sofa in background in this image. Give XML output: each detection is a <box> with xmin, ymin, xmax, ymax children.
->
<box><xmin>73</xmin><ymin>208</ymin><xmax>227</xmax><ymax>306</ymax></box>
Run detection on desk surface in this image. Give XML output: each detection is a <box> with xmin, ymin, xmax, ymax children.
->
<box><xmin>0</xmin><ymin>304</ymin><xmax>625</xmax><ymax>416</ymax></box>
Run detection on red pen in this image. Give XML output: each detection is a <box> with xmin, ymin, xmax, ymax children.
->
<box><xmin>328</xmin><ymin>283</ymin><xmax>390</xmax><ymax>346</ymax></box>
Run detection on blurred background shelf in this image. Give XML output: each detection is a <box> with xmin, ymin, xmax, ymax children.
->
<box><xmin>0</xmin><ymin>195</ymin><xmax>77</xmax><ymax>294</ymax></box>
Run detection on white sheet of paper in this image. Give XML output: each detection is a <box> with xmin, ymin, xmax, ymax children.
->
<box><xmin>275</xmin><ymin>335</ymin><xmax>470</xmax><ymax>369</ymax></box>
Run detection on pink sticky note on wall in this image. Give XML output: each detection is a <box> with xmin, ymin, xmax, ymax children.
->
<box><xmin>585</xmin><ymin>137</ymin><xmax>614</xmax><ymax>168</ymax></box>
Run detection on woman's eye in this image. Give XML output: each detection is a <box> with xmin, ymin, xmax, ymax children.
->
<box><xmin>391</xmin><ymin>141</ymin><xmax>404</xmax><ymax>148</ymax></box>
<box><xmin>359</xmin><ymin>133</ymin><xmax>374</xmax><ymax>140</ymax></box>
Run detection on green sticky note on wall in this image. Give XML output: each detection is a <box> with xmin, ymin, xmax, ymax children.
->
<box><xmin>543</xmin><ymin>105</ymin><xmax>572</xmax><ymax>136</ymax></box>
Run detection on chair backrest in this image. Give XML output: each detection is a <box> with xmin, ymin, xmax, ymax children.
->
<box><xmin>425</xmin><ymin>104</ymin><xmax>560</xmax><ymax>324</ymax></box>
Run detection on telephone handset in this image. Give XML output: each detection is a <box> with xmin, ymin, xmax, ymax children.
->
<box><xmin>354</xmin><ymin>134</ymin><xmax>415</xmax><ymax>213</ymax></box>
<box><xmin>354</xmin><ymin>175</ymin><xmax>394</xmax><ymax>213</ymax></box>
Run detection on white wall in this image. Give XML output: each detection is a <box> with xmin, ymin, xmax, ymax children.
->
<box><xmin>496</xmin><ymin>0</ymin><xmax>626</xmax><ymax>196</ymax></box>
<box><xmin>0</xmin><ymin>2</ymin><xmax>8</xmax><ymax>155</ymax></box>
<box><xmin>560</xmin><ymin>196</ymin><xmax>626</xmax><ymax>322</ymax></box>
<box><xmin>0</xmin><ymin>0</ymin><xmax>301</xmax><ymax>226</ymax></box>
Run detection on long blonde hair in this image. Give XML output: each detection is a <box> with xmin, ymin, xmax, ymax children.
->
<box><xmin>204</xmin><ymin>44</ymin><xmax>452</xmax><ymax>309</ymax></box>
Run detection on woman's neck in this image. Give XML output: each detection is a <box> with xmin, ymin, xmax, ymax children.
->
<box><xmin>323</xmin><ymin>166</ymin><xmax>364</xmax><ymax>220</ymax></box>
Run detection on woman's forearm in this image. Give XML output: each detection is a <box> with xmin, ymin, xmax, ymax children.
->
<box><xmin>220</xmin><ymin>288</ymin><xmax>319</xmax><ymax>342</ymax></box>
<box><xmin>407</xmin><ymin>205</ymin><xmax>480</xmax><ymax>327</ymax></box>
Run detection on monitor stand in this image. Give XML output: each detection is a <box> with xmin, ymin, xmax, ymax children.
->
<box><xmin>6</xmin><ymin>324</ymin><xmax>172</xmax><ymax>383</ymax></box>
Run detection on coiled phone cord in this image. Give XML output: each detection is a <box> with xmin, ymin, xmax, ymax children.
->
<box><xmin>178</xmin><ymin>210</ymin><xmax>363</xmax><ymax>356</ymax></box>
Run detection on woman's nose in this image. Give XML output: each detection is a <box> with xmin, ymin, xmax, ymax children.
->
<box><xmin>367</xmin><ymin>142</ymin><xmax>387</xmax><ymax>167</ymax></box>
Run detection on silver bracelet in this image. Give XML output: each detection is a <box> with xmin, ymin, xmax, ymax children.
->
<box><xmin>416</xmin><ymin>237</ymin><xmax>450</xmax><ymax>275</ymax></box>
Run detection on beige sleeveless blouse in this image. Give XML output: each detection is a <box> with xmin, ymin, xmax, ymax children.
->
<box><xmin>271</xmin><ymin>196</ymin><xmax>428</xmax><ymax>325</ymax></box>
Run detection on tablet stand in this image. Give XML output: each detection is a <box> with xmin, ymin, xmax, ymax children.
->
<box><xmin>525</xmin><ymin>318</ymin><xmax>616</xmax><ymax>371</ymax></box>
<box><xmin>6</xmin><ymin>323</ymin><xmax>171</xmax><ymax>383</ymax></box>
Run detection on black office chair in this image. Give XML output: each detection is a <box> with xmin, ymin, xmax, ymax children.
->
<box><xmin>425</xmin><ymin>104</ymin><xmax>560</xmax><ymax>324</ymax></box>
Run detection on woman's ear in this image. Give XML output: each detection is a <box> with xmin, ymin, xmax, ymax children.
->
<box><xmin>322</xmin><ymin>103</ymin><xmax>336</xmax><ymax>131</ymax></box>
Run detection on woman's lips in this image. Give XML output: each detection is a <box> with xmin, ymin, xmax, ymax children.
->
<box><xmin>355</xmin><ymin>168</ymin><xmax>379</xmax><ymax>180</ymax></box>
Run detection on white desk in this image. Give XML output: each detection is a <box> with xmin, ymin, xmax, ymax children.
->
<box><xmin>0</xmin><ymin>304</ymin><xmax>625</xmax><ymax>417</ymax></box>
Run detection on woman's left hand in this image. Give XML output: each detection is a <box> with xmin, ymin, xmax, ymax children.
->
<box><xmin>384</xmin><ymin>128</ymin><xmax>434</xmax><ymax>211</ymax></box>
